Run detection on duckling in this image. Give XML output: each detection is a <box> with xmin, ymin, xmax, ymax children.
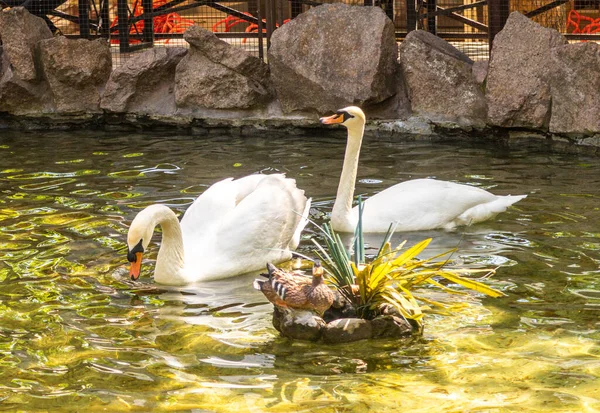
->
<box><xmin>253</xmin><ymin>260</ymin><xmax>334</xmax><ymax>316</ymax></box>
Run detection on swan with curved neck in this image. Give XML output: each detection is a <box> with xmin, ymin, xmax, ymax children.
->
<box><xmin>126</xmin><ymin>174</ymin><xmax>310</xmax><ymax>285</ymax></box>
<box><xmin>320</xmin><ymin>106</ymin><xmax>526</xmax><ymax>233</ymax></box>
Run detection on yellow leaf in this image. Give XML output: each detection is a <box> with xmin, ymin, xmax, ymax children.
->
<box><xmin>437</xmin><ymin>271</ymin><xmax>505</xmax><ymax>298</ymax></box>
<box><xmin>425</xmin><ymin>278</ymin><xmax>469</xmax><ymax>295</ymax></box>
<box><xmin>391</xmin><ymin>239</ymin><xmax>432</xmax><ymax>268</ymax></box>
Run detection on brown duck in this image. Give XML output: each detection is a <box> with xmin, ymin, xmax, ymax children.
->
<box><xmin>253</xmin><ymin>260</ymin><xmax>334</xmax><ymax>316</ymax></box>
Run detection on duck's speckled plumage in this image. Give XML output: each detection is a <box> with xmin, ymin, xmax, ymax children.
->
<box><xmin>254</xmin><ymin>261</ymin><xmax>334</xmax><ymax>315</ymax></box>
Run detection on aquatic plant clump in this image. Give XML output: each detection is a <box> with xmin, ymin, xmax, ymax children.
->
<box><xmin>313</xmin><ymin>223</ymin><xmax>505</xmax><ymax>330</ymax></box>
<box><xmin>269</xmin><ymin>197</ymin><xmax>505</xmax><ymax>343</ymax></box>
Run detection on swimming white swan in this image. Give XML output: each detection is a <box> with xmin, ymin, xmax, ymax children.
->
<box><xmin>126</xmin><ymin>174</ymin><xmax>310</xmax><ymax>285</ymax></box>
<box><xmin>320</xmin><ymin>106</ymin><xmax>527</xmax><ymax>233</ymax></box>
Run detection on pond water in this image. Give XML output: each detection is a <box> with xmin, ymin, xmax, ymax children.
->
<box><xmin>0</xmin><ymin>130</ymin><xmax>598</xmax><ymax>412</ymax></box>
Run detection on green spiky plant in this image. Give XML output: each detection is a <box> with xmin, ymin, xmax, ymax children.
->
<box><xmin>311</xmin><ymin>196</ymin><xmax>505</xmax><ymax>329</ymax></box>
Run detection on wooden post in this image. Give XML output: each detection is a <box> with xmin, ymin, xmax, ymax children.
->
<box><xmin>257</xmin><ymin>5</ymin><xmax>264</xmax><ymax>61</ymax></box>
<box><xmin>488</xmin><ymin>0</ymin><xmax>510</xmax><ymax>49</ymax></box>
<box><xmin>142</xmin><ymin>0</ymin><xmax>154</xmax><ymax>44</ymax></box>
<box><xmin>100</xmin><ymin>0</ymin><xmax>110</xmax><ymax>36</ymax></box>
<box><xmin>291</xmin><ymin>0</ymin><xmax>302</xmax><ymax>18</ymax></box>
<box><xmin>276</xmin><ymin>0</ymin><xmax>283</xmax><ymax>28</ymax></box>
<box><xmin>117</xmin><ymin>0</ymin><xmax>130</xmax><ymax>53</ymax></box>
<box><xmin>406</xmin><ymin>0</ymin><xmax>417</xmax><ymax>33</ymax></box>
<box><xmin>78</xmin><ymin>0</ymin><xmax>90</xmax><ymax>39</ymax></box>
<box><xmin>265</xmin><ymin>0</ymin><xmax>275</xmax><ymax>50</ymax></box>
<box><xmin>427</xmin><ymin>0</ymin><xmax>436</xmax><ymax>34</ymax></box>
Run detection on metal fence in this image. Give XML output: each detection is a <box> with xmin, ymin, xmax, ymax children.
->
<box><xmin>1</xmin><ymin>0</ymin><xmax>599</xmax><ymax>63</ymax></box>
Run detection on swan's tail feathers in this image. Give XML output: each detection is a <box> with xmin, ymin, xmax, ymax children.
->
<box><xmin>290</xmin><ymin>197</ymin><xmax>312</xmax><ymax>251</ymax></box>
<box><xmin>493</xmin><ymin>194</ymin><xmax>527</xmax><ymax>211</ymax></box>
<box><xmin>455</xmin><ymin>194</ymin><xmax>527</xmax><ymax>227</ymax></box>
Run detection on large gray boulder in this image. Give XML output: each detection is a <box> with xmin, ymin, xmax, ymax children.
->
<box><xmin>0</xmin><ymin>8</ymin><xmax>53</xmax><ymax>115</ymax></box>
<box><xmin>0</xmin><ymin>7</ymin><xmax>52</xmax><ymax>81</ymax></box>
<box><xmin>0</xmin><ymin>67</ymin><xmax>52</xmax><ymax>115</ymax></box>
<box><xmin>39</xmin><ymin>37</ymin><xmax>112</xmax><ymax>113</ymax></box>
<box><xmin>549</xmin><ymin>43</ymin><xmax>600</xmax><ymax>135</ymax></box>
<box><xmin>399</xmin><ymin>30</ymin><xmax>486</xmax><ymax>126</ymax></box>
<box><xmin>101</xmin><ymin>47</ymin><xmax>187</xmax><ymax>114</ymax></box>
<box><xmin>268</xmin><ymin>3</ymin><xmax>397</xmax><ymax>114</ymax></box>
<box><xmin>486</xmin><ymin>12</ymin><xmax>567</xmax><ymax>129</ymax></box>
<box><xmin>175</xmin><ymin>26</ymin><xmax>271</xmax><ymax>110</ymax></box>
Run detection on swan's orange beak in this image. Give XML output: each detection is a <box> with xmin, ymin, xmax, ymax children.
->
<box><xmin>320</xmin><ymin>113</ymin><xmax>344</xmax><ymax>125</ymax></box>
<box><xmin>129</xmin><ymin>252</ymin><xmax>143</xmax><ymax>280</ymax></box>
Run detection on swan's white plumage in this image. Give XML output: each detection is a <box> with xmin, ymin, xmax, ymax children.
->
<box><xmin>320</xmin><ymin>106</ymin><xmax>526</xmax><ymax>233</ymax></box>
<box><xmin>127</xmin><ymin>174</ymin><xmax>310</xmax><ymax>285</ymax></box>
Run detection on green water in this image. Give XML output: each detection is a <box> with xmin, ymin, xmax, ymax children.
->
<box><xmin>0</xmin><ymin>130</ymin><xmax>598</xmax><ymax>412</ymax></box>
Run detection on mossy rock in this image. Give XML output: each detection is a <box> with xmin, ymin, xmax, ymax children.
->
<box><xmin>271</xmin><ymin>304</ymin><xmax>419</xmax><ymax>343</ymax></box>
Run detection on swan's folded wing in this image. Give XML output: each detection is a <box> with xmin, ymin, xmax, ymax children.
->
<box><xmin>211</xmin><ymin>174</ymin><xmax>308</xmax><ymax>266</ymax></box>
<box><xmin>180</xmin><ymin>175</ymin><xmax>266</xmax><ymax>247</ymax></box>
<box><xmin>361</xmin><ymin>179</ymin><xmax>500</xmax><ymax>232</ymax></box>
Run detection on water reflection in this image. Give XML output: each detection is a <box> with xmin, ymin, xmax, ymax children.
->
<box><xmin>0</xmin><ymin>131</ymin><xmax>599</xmax><ymax>411</ymax></box>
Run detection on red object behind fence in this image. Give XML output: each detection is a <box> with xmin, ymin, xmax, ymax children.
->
<box><xmin>110</xmin><ymin>0</ymin><xmax>196</xmax><ymax>44</ymax></box>
<box><xmin>566</xmin><ymin>9</ymin><xmax>600</xmax><ymax>34</ymax></box>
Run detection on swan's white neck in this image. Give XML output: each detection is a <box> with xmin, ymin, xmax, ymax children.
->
<box><xmin>331</xmin><ymin>122</ymin><xmax>364</xmax><ymax>232</ymax></box>
<box><xmin>145</xmin><ymin>206</ymin><xmax>188</xmax><ymax>285</ymax></box>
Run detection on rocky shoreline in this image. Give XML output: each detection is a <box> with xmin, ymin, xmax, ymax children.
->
<box><xmin>1</xmin><ymin>6</ymin><xmax>599</xmax><ymax>155</ymax></box>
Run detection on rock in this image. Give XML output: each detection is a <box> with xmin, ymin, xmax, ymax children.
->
<box><xmin>549</xmin><ymin>42</ymin><xmax>600</xmax><ymax>135</ymax></box>
<box><xmin>175</xmin><ymin>26</ymin><xmax>271</xmax><ymax>110</ymax></box>
<box><xmin>322</xmin><ymin>318</ymin><xmax>373</xmax><ymax>344</ymax></box>
<box><xmin>371</xmin><ymin>315</ymin><xmax>413</xmax><ymax>338</ymax></box>
<box><xmin>486</xmin><ymin>12</ymin><xmax>567</xmax><ymax>129</ymax></box>
<box><xmin>39</xmin><ymin>37</ymin><xmax>112</xmax><ymax>113</ymax></box>
<box><xmin>0</xmin><ymin>67</ymin><xmax>52</xmax><ymax>115</ymax></box>
<box><xmin>268</xmin><ymin>3</ymin><xmax>397</xmax><ymax>114</ymax></box>
<box><xmin>274</xmin><ymin>307</ymin><xmax>325</xmax><ymax>341</ymax></box>
<box><xmin>399</xmin><ymin>30</ymin><xmax>486</xmax><ymax>127</ymax></box>
<box><xmin>0</xmin><ymin>7</ymin><xmax>52</xmax><ymax>81</ymax></box>
<box><xmin>323</xmin><ymin>291</ymin><xmax>357</xmax><ymax>322</ymax></box>
<box><xmin>101</xmin><ymin>47</ymin><xmax>187</xmax><ymax>114</ymax></box>
<box><xmin>576</xmin><ymin>136</ymin><xmax>600</xmax><ymax>148</ymax></box>
<box><xmin>472</xmin><ymin>60</ymin><xmax>488</xmax><ymax>86</ymax></box>
<box><xmin>366</xmin><ymin>63</ymin><xmax>412</xmax><ymax>120</ymax></box>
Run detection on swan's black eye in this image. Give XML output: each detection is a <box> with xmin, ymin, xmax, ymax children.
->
<box><xmin>127</xmin><ymin>239</ymin><xmax>144</xmax><ymax>262</ymax></box>
<box><xmin>336</xmin><ymin>111</ymin><xmax>355</xmax><ymax>122</ymax></box>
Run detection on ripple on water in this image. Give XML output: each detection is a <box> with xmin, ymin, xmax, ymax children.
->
<box><xmin>0</xmin><ymin>134</ymin><xmax>599</xmax><ymax>412</ymax></box>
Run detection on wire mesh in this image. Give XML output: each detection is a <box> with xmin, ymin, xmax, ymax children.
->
<box><xmin>1</xmin><ymin>0</ymin><xmax>599</xmax><ymax>66</ymax></box>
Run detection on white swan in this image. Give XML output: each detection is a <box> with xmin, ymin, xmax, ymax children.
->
<box><xmin>320</xmin><ymin>106</ymin><xmax>527</xmax><ymax>233</ymax></box>
<box><xmin>126</xmin><ymin>174</ymin><xmax>310</xmax><ymax>285</ymax></box>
